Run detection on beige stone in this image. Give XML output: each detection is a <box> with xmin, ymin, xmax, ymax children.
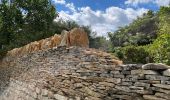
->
<box><xmin>163</xmin><ymin>69</ymin><xmax>170</xmax><ymax>76</ymax></box>
<box><xmin>68</xmin><ymin>28</ymin><xmax>89</xmax><ymax>48</ymax></box>
<box><xmin>143</xmin><ymin>95</ymin><xmax>166</xmax><ymax>100</ymax></box>
<box><xmin>142</xmin><ymin>63</ymin><xmax>170</xmax><ymax>70</ymax></box>
<box><xmin>131</xmin><ymin>69</ymin><xmax>158</xmax><ymax>75</ymax></box>
<box><xmin>153</xmin><ymin>84</ymin><xmax>170</xmax><ymax>89</ymax></box>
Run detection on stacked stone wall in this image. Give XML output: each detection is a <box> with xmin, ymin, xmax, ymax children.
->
<box><xmin>0</xmin><ymin>46</ymin><xmax>170</xmax><ymax>100</ymax></box>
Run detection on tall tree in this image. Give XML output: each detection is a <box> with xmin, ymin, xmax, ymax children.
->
<box><xmin>0</xmin><ymin>0</ymin><xmax>57</xmax><ymax>52</ymax></box>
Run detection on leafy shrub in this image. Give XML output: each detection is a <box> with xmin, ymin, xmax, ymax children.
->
<box><xmin>149</xmin><ymin>33</ymin><xmax>170</xmax><ymax>65</ymax></box>
<box><xmin>0</xmin><ymin>48</ymin><xmax>7</xmax><ymax>60</ymax></box>
<box><xmin>114</xmin><ymin>45</ymin><xmax>152</xmax><ymax>64</ymax></box>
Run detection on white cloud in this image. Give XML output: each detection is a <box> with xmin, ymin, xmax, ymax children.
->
<box><xmin>52</xmin><ymin>0</ymin><xmax>76</xmax><ymax>13</ymax></box>
<box><xmin>155</xmin><ymin>0</ymin><xmax>170</xmax><ymax>6</ymax></box>
<box><xmin>66</xmin><ymin>3</ymin><xmax>76</xmax><ymax>12</ymax></box>
<box><xmin>125</xmin><ymin>0</ymin><xmax>170</xmax><ymax>7</ymax></box>
<box><xmin>56</xmin><ymin>6</ymin><xmax>148</xmax><ymax>36</ymax></box>
<box><xmin>52</xmin><ymin>0</ymin><xmax>66</xmax><ymax>5</ymax></box>
<box><xmin>125</xmin><ymin>0</ymin><xmax>152</xmax><ymax>7</ymax></box>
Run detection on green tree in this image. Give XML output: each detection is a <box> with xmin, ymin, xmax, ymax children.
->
<box><xmin>0</xmin><ymin>0</ymin><xmax>23</xmax><ymax>48</ymax></box>
<box><xmin>149</xmin><ymin>33</ymin><xmax>170</xmax><ymax>65</ymax></box>
<box><xmin>0</xmin><ymin>0</ymin><xmax>57</xmax><ymax>57</ymax></box>
<box><xmin>158</xmin><ymin>6</ymin><xmax>170</xmax><ymax>35</ymax></box>
<box><xmin>109</xmin><ymin>10</ymin><xmax>158</xmax><ymax>48</ymax></box>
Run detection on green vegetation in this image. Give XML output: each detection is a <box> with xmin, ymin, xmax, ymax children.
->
<box><xmin>109</xmin><ymin>7</ymin><xmax>170</xmax><ymax>65</ymax></box>
<box><xmin>113</xmin><ymin>46</ymin><xmax>151</xmax><ymax>64</ymax></box>
<box><xmin>0</xmin><ymin>0</ymin><xmax>57</xmax><ymax>53</ymax></box>
<box><xmin>1</xmin><ymin>0</ymin><xmax>170</xmax><ymax>65</ymax></box>
<box><xmin>149</xmin><ymin>33</ymin><xmax>170</xmax><ymax>65</ymax></box>
<box><xmin>0</xmin><ymin>0</ymin><xmax>108</xmax><ymax>58</ymax></box>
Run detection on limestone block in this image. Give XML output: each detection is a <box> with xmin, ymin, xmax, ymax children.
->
<box><xmin>143</xmin><ymin>95</ymin><xmax>166</xmax><ymax>100</ymax></box>
<box><xmin>152</xmin><ymin>84</ymin><xmax>170</xmax><ymax>89</ymax></box>
<box><xmin>131</xmin><ymin>69</ymin><xmax>158</xmax><ymax>75</ymax></box>
<box><xmin>155</xmin><ymin>92</ymin><xmax>170</xmax><ymax>100</ymax></box>
<box><xmin>163</xmin><ymin>69</ymin><xmax>170</xmax><ymax>76</ymax></box>
<box><xmin>54</xmin><ymin>94</ymin><xmax>68</xmax><ymax>100</ymax></box>
<box><xmin>142</xmin><ymin>63</ymin><xmax>170</xmax><ymax>70</ymax></box>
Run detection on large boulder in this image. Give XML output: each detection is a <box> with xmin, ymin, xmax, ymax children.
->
<box><xmin>59</xmin><ymin>30</ymin><xmax>69</xmax><ymax>47</ymax></box>
<box><xmin>68</xmin><ymin>28</ymin><xmax>89</xmax><ymax>48</ymax></box>
<box><xmin>59</xmin><ymin>28</ymin><xmax>89</xmax><ymax>48</ymax></box>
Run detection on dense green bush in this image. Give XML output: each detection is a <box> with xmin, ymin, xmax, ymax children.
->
<box><xmin>114</xmin><ymin>45</ymin><xmax>152</xmax><ymax>64</ymax></box>
<box><xmin>0</xmin><ymin>48</ymin><xmax>7</xmax><ymax>59</ymax></box>
<box><xmin>149</xmin><ymin>33</ymin><xmax>170</xmax><ymax>65</ymax></box>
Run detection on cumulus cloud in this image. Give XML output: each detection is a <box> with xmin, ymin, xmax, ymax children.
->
<box><xmin>56</xmin><ymin>6</ymin><xmax>148</xmax><ymax>36</ymax></box>
<box><xmin>52</xmin><ymin>0</ymin><xmax>76</xmax><ymax>13</ymax></box>
<box><xmin>125</xmin><ymin>0</ymin><xmax>170</xmax><ymax>7</ymax></box>
<box><xmin>155</xmin><ymin>0</ymin><xmax>170</xmax><ymax>6</ymax></box>
<box><xmin>65</xmin><ymin>3</ymin><xmax>76</xmax><ymax>12</ymax></box>
<box><xmin>52</xmin><ymin>0</ymin><xmax>66</xmax><ymax>5</ymax></box>
<box><xmin>125</xmin><ymin>0</ymin><xmax>152</xmax><ymax>7</ymax></box>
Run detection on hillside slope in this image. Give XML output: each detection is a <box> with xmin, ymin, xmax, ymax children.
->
<box><xmin>0</xmin><ymin>46</ymin><xmax>170</xmax><ymax>100</ymax></box>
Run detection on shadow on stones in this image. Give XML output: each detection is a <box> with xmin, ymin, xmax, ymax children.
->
<box><xmin>0</xmin><ymin>60</ymin><xmax>12</xmax><ymax>95</ymax></box>
<box><xmin>0</xmin><ymin>54</ymin><xmax>36</xmax><ymax>95</ymax></box>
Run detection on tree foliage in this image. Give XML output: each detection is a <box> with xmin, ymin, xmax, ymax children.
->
<box><xmin>108</xmin><ymin>10</ymin><xmax>158</xmax><ymax>48</ymax></box>
<box><xmin>0</xmin><ymin>0</ymin><xmax>58</xmax><ymax>58</ymax></box>
<box><xmin>109</xmin><ymin>7</ymin><xmax>170</xmax><ymax>65</ymax></box>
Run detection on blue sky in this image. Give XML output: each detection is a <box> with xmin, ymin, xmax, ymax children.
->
<box><xmin>52</xmin><ymin>0</ymin><xmax>170</xmax><ymax>36</ymax></box>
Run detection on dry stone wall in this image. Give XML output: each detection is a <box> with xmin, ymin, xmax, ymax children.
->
<box><xmin>0</xmin><ymin>46</ymin><xmax>170</xmax><ymax>100</ymax></box>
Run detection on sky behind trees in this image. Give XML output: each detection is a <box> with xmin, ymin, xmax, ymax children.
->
<box><xmin>51</xmin><ymin>0</ymin><xmax>170</xmax><ymax>36</ymax></box>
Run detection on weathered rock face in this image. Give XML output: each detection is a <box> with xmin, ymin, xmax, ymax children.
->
<box><xmin>68</xmin><ymin>28</ymin><xmax>89</xmax><ymax>48</ymax></box>
<box><xmin>59</xmin><ymin>28</ymin><xmax>89</xmax><ymax>48</ymax></box>
<box><xmin>1</xmin><ymin>46</ymin><xmax>170</xmax><ymax>100</ymax></box>
<box><xmin>6</xmin><ymin>28</ymin><xmax>89</xmax><ymax>57</ymax></box>
<box><xmin>6</xmin><ymin>34</ymin><xmax>62</xmax><ymax>57</ymax></box>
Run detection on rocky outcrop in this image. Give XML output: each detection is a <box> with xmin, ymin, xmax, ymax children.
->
<box><xmin>1</xmin><ymin>46</ymin><xmax>170</xmax><ymax>100</ymax></box>
<box><xmin>6</xmin><ymin>34</ymin><xmax>62</xmax><ymax>57</ymax></box>
<box><xmin>6</xmin><ymin>28</ymin><xmax>89</xmax><ymax>57</ymax></box>
<box><xmin>68</xmin><ymin>28</ymin><xmax>89</xmax><ymax>48</ymax></box>
<box><xmin>59</xmin><ymin>28</ymin><xmax>89</xmax><ymax>48</ymax></box>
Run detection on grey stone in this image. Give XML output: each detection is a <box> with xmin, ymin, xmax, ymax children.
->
<box><xmin>131</xmin><ymin>89</ymin><xmax>153</xmax><ymax>95</ymax></box>
<box><xmin>143</xmin><ymin>95</ymin><xmax>166</xmax><ymax>100</ymax></box>
<box><xmin>106</xmin><ymin>78</ymin><xmax>121</xmax><ymax>84</ymax></box>
<box><xmin>110</xmin><ymin>94</ymin><xmax>133</xmax><ymax>100</ymax></box>
<box><xmin>113</xmin><ymin>74</ymin><xmax>125</xmax><ymax>78</ymax></box>
<box><xmin>139</xmin><ymin>80</ymin><xmax>161</xmax><ymax>84</ymax></box>
<box><xmin>121</xmin><ymin>70</ymin><xmax>131</xmax><ymax>75</ymax></box>
<box><xmin>41</xmin><ymin>89</ymin><xmax>48</xmax><ymax>96</ymax></box>
<box><xmin>111</xmin><ymin>71</ymin><xmax>120</xmax><ymax>74</ymax></box>
<box><xmin>152</xmin><ymin>87</ymin><xmax>170</xmax><ymax>94</ymax></box>
<box><xmin>153</xmin><ymin>84</ymin><xmax>170</xmax><ymax>89</ymax></box>
<box><xmin>145</xmin><ymin>75</ymin><xmax>170</xmax><ymax>81</ymax></box>
<box><xmin>115</xmin><ymin>86</ymin><xmax>131</xmax><ymax>92</ymax></box>
<box><xmin>129</xmin><ymin>86</ymin><xmax>144</xmax><ymax>90</ymax></box>
<box><xmin>122</xmin><ymin>64</ymin><xmax>142</xmax><ymax>70</ymax></box>
<box><xmin>163</xmin><ymin>69</ymin><xmax>170</xmax><ymax>76</ymax></box>
<box><xmin>155</xmin><ymin>92</ymin><xmax>170</xmax><ymax>100</ymax></box>
<box><xmin>142</xmin><ymin>63</ymin><xmax>170</xmax><ymax>70</ymax></box>
<box><xmin>120</xmin><ymin>82</ymin><xmax>133</xmax><ymax>86</ymax></box>
<box><xmin>131</xmin><ymin>69</ymin><xmax>158</xmax><ymax>75</ymax></box>
<box><xmin>54</xmin><ymin>94</ymin><xmax>68</xmax><ymax>100</ymax></box>
<box><xmin>161</xmin><ymin>81</ymin><xmax>170</xmax><ymax>85</ymax></box>
<box><xmin>83</xmin><ymin>87</ymin><xmax>102</xmax><ymax>97</ymax></box>
<box><xmin>134</xmin><ymin>82</ymin><xmax>150</xmax><ymax>89</ymax></box>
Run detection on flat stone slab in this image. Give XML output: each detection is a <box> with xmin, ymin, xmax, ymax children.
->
<box><xmin>155</xmin><ymin>92</ymin><xmax>170</xmax><ymax>100</ymax></box>
<box><xmin>143</xmin><ymin>95</ymin><xmax>166</xmax><ymax>100</ymax></box>
<box><xmin>142</xmin><ymin>63</ymin><xmax>170</xmax><ymax>70</ymax></box>
<box><xmin>152</xmin><ymin>84</ymin><xmax>170</xmax><ymax>89</ymax></box>
<box><xmin>131</xmin><ymin>69</ymin><xmax>158</xmax><ymax>75</ymax></box>
<box><xmin>163</xmin><ymin>69</ymin><xmax>170</xmax><ymax>76</ymax></box>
